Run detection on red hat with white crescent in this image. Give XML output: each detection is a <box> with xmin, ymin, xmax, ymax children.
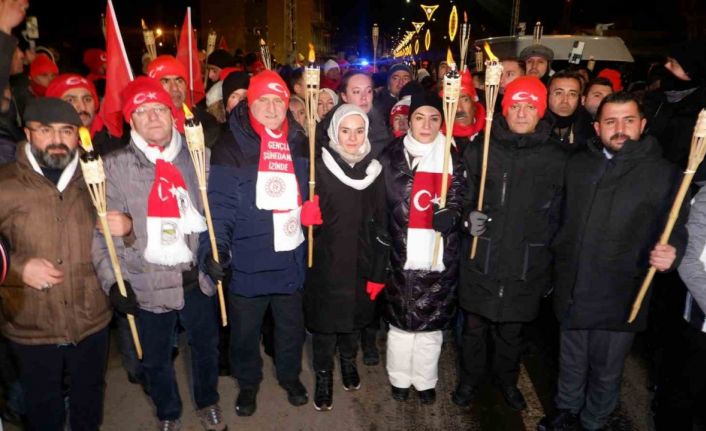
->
<box><xmin>247</xmin><ymin>70</ymin><xmax>290</xmax><ymax>106</ymax></box>
<box><xmin>146</xmin><ymin>55</ymin><xmax>188</xmax><ymax>81</ymax></box>
<box><xmin>121</xmin><ymin>76</ymin><xmax>179</xmax><ymax>124</ymax></box>
<box><xmin>45</xmin><ymin>74</ymin><xmax>99</xmax><ymax>107</ymax></box>
<box><xmin>501</xmin><ymin>76</ymin><xmax>547</xmax><ymax>118</ymax></box>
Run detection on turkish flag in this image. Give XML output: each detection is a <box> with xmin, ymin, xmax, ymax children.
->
<box><xmin>99</xmin><ymin>0</ymin><xmax>133</xmax><ymax>138</ymax></box>
<box><xmin>408</xmin><ymin>172</ymin><xmax>447</xmax><ymax>229</ymax></box>
<box><xmin>176</xmin><ymin>8</ymin><xmax>205</xmax><ymax>107</ymax></box>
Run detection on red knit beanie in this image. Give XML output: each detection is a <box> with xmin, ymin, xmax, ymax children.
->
<box><xmin>147</xmin><ymin>55</ymin><xmax>187</xmax><ymax>81</ymax></box>
<box><xmin>247</xmin><ymin>70</ymin><xmax>290</xmax><ymax>106</ymax></box>
<box><xmin>501</xmin><ymin>76</ymin><xmax>547</xmax><ymax>118</ymax></box>
<box><xmin>46</xmin><ymin>74</ymin><xmax>99</xmax><ymax>106</ymax></box>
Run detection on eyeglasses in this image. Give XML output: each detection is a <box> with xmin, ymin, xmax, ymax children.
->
<box><xmin>133</xmin><ymin>106</ymin><xmax>171</xmax><ymax>117</ymax></box>
<box><xmin>27</xmin><ymin>126</ymin><xmax>77</xmax><ymax>139</ymax></box>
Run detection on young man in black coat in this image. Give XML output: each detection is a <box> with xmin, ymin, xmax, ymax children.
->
<box><xmin>538</xmin><ymin>92</ymin><xmax>687</xmax><ymax>431</ymax></box>
<box><xmin>454</xmin><ymin>76</ymin><xmax>566</xmax><ymax>411</ymax></box>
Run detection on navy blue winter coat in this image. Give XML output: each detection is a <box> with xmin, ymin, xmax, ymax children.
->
<box><xmin>198</xmin><ymin>101</ymin><xmax>309</xmax><ymax>297</ymax></box>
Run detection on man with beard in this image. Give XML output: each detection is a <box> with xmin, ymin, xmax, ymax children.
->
<box><xmin>446</xmin><ymin>69</ymin><xmax>486</xmax><ymax>152</ymax></box>
<box><xmin>545</xmin><ymin>71</ymin><xmax>595</xmax><ymax>152</ymax></box>
<box><xmin>582</xmin><ymin>77</ymin><xmax>614</xmax><ymax>119</ymax></box>
<box><xmin>539</xmin><ymin>92</ymin><xmax>685</xmax><ymax>431</ymax></box>
<box><xmin>520</xmin><ymin>44</ymin><xmax>554</xmax><ymax>83</ymax></box>
<box><xmin>0</xmin><ymin>98</ymin><xmax>112</xmax><ymax>430</ymax></box>
<box><xmin>45</xmin><ymin>73</ymin><xmax>126</xmax><ymax>155</ymax></box>
<box><xmin>147</xmin><ymin>55</ymin><xmax>220</xmax><ymax>148</ymax></box>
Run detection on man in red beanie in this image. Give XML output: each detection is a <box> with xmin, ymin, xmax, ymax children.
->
<box><xmin>199</xmin><ymin>69</ymin><xmax>320</xmax><ymax>417</ymax></box>
<box><xmin>454</xmin><ymin>76</ymin><xmax>567</xmax><ymax>411</ymax></box>
<box><xmin>147</xmin><ymin>55</ymin><xmax>220</xmax><ymax>148</ymax></box>
<box><xmin>29</xmin><ymin>53</ymin><xmax>58</xmax><ymax>97</ymax></box>
<box><xmin>92</xmin><ymin>76</ymin><xmax>225</xmax><ymax>431</ymax></box>
<box><xmin>46</xmin><ymin>73</ymin><xmax>126</xmax><ymax>155</ymax></box>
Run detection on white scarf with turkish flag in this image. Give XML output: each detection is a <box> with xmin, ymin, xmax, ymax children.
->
<box><xmin>133</xmin><ymin>130</ymin><xmax>207</xmax><ymax>266</ymax></box>
<box><xmin>252</xmin><ymin>118</ymin><xmax>304</xmax><ymax>252</ymax></box>
<box><xmin>404</xmin><ymin>131</ymin><xmax>452</xmax><ymax>272</ymax></box>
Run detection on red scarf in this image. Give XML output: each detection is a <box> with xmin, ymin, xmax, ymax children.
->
<box><xmin>444</xmin><ymin>102</ymin><xmax>487</xmax><ymax>139</ymax></box>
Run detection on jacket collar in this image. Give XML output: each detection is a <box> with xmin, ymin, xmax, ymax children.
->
<box><xmin>491</xmin><ymin>115</ymin><xmax>552</xmax><ymax>149</ymax></box>
<box><xmin>15</xmin><ymin>141</ymin><xmax>82</xmax><ymax>190</ymax></box>
<box><xmin>586</xmin><ymin>134</ymin><xmax>662</xmax><ymax>161</ymax></box>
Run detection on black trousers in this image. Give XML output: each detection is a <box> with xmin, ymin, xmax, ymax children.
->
<box><xmin>10</xmin><ymin>327</ymin><xmax>109</xmax><ymax>431</ymax></box>
<box><xmin>655</xmin><ymin>322</ymin><xmax>706</xmax><ymax>430</ymax></box>
<box><xmin>312</xmin><ymin>332</ymin><xmax>359</xmax><ymax>371</ymax></box>
<box><xmin>460</xmin><ymin>311</ymin><xmax>523</xmax><ymax>387</ymax></box>
<box><xmin>228</xmin><ymin>290</ymin><xmax>305</xmax><ymax>388</ymax></box>
<box><xmin>555</xmin><ymin>329</ymin><xmax>634</xmax><ymax>430</ymax></box>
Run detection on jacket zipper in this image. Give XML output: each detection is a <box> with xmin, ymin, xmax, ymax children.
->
<box><xmin>500</xmin><ymin>172</ymin><xmax>508</xmax><ymax>207</ymax></box>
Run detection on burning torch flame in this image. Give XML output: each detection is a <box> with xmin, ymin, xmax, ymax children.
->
<box><xmin>464</xmin><ymin>11</ymin><xmax>468</xmax><ymax>23</ymax></box>
<box><xmin>141</xmin><ymin>19</ymin><xmax>147</xmax><ymax>30</ymax></box>
<box><xmin>484</xmin><ymin>42</ymin><xmax>499</xmax><ymax>62</ymax></box>
<box><xmin>308</xmin><ymin>43</ymin><xmax>315</xmax><ymax>63</ymax></box>
<box><xmin>259</xmin><ymin>38</ymin><xmax>266</xmax><ymax>47</ymax></box>
<box><xmin>182</xmin><ymin>104</ymin><xmax>194</xmax><ymax>119</ymax></box>
<box><xmin>446</xmin><ymin>47</ymin><xmax>456</xmax><ymax>69</ymax></box>
<box><xmin>79</xmin><ymin>127</ymin><xmax>94</xmax><ymax>152</ymax></box>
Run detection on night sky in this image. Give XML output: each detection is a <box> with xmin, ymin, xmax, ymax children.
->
<box><xmin>24</xmin><ymin>0</ymin><xmax>697</xmax><ymax>71</ymax></box>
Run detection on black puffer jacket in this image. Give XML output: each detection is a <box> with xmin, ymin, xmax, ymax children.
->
<box><xmin>459</xmin><ymin>117</ymin><xmax>566</xmax><ymax>322</ymax></box>
<box><xmin>379</xmin><ymin>137</ymin><xmax>464</xmax><ymax>332</ymax></box>
<box><xmin>552</xmin><ymin>136</ymin><xmax>687</xmax><ymax>332</ymax></box>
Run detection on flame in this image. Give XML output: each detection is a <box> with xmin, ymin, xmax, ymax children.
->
<box><xmin>484</xmin><ymin>42</ymin><xmax>498</xmax><ymax>62</ymax></box>
<box><xmin>141</xmin><ymin>19</ymin><xmax>147</xmax><ymax>30</ymax></box>
<box><xmin>446</xmin><ymin>47</ymin><xmax>455</xmax><ymax>67</ymax></box>
<box><xmin>308</xmin><ymin>43</ymin><xmax>315</xmax><ymax>63</ymax></box>
<box><xmin>182</xmin><ymin>104</ymin><xmax>194</xmax><ymax>119</ymax></box>
<box><xmin>464</xmin><ymin>11</ymin><xmax>468</xmax><ymax>23</ymax></box>
<box><xmin>259</xmin><ymin>38</ymin><xmax>266</xmax><ymax>47</ymax></box>
<box><xmin>78</xmin><ymin>127</ymin><xmax>93</xmax><ymax>152</ymax></box>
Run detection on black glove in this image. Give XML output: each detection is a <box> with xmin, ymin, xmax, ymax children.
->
<box><xmin>205</xmin><ymin>249</ymin><xmax>232</xmax><ymax>285</ymax></box>
<box><xmin>182</xmin><ymin>266</ymin><xmax>200</xmax><ymax>293</ymax></box>
<box><xmin>464</xmin><ymin>210</ymin><xmax>489</xmax><ymax>237</ymax></box>
<box><xmin>432</xmin><ymin>203</ymin><xmax>458</xmax><ymax>235</ymax></box>
<box><xmin>109</xmin><ymin>281</ymin><xmax>139</xmax><ymax>316</ymax></box>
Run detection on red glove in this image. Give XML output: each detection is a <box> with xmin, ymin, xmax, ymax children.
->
<box><xmin>366</xmin><ymin>281</ymin><xmax>385</xmax><ymax>301</ymax></box>
<box><xmin>301</xmin><ymin>195</ymin><xmax>323</xmax><ymax>227</ymax></box>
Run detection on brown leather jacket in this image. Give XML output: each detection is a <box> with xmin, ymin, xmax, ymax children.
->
<box><xmin>0</xmin><ymin>144</ymin><xmax>111</xmax><ymax>345</ymax></box>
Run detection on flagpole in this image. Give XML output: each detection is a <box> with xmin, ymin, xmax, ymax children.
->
<box><xmin>187</xmin><ymin>7</ymin><xmax>194</xmax><ymax>107</ymax></box>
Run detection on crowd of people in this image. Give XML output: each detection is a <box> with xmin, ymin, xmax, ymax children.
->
<box><xmin>0</xmin><ymin>1</ymin><xmax>706</xmax><ymax>430</ymax></box>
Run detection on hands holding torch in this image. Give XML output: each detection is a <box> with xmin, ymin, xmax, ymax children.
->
<box><xmin>78</xmin><ymin>127</ymin><xmax>143</xmax><ymax>359</ymax></box>
<box><xmin>431</xmin><ymin>49</ymin><xmax>461</xmax><ymax>268</ymax></box>
<box><xmin>304</xmin><ymin>44</ymin><xmax>320</xmax><ymax>268</ymax></box>
<box><xmin>182</xmin><ymin>105</ymin><xmax>228</xmax><ymax>327</ymax></box>
<box><xmin>470</xmin><ymin>43</ymin><xmax>503</xmax><ymax>259</ymax></box>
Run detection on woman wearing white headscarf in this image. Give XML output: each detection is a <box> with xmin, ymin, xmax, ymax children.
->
<box><xmin>304</xmin><ymin>104</ymin><xmax>389</xmax><ymax>412</ymax></box>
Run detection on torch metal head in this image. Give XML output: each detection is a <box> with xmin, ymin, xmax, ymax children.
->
<box><xmin>443</xmin><ymin>72</ymin><xmax>461</xmax><ymax>104</ymax></box>
<box><xmin>485</xmin><ymin>61</ymin><xmax>503</xmax><ymax>87</ymax></box>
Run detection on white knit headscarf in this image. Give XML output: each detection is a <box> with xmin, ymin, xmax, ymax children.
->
<box><xmin>327</xmin><ymin>104</ymin><xmax>371</xmax><ymax>166</ymax></box>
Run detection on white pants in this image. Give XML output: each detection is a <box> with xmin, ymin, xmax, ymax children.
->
<box><xmin>386</xmin><ymin>325</ymin><xmax>443</xmax><ymax>391</ymax></box>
